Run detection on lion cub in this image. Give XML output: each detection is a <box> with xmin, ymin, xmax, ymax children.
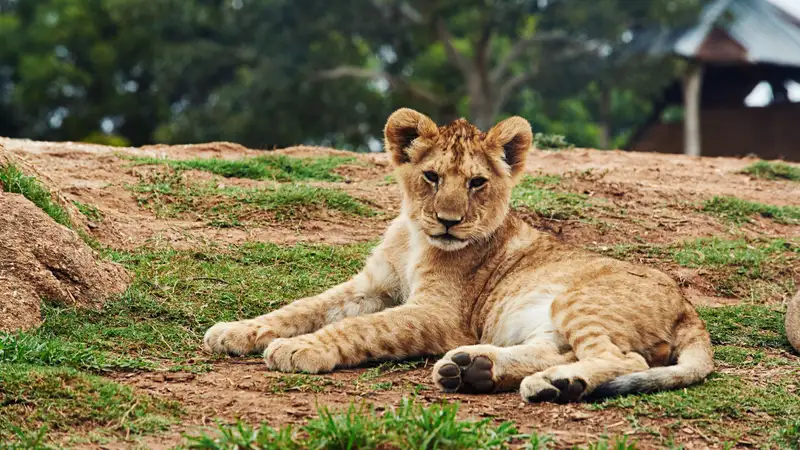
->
<box><xmin>204</xmin><ymin>109</ymin><xmax>713</xmax><ymax>402</ymax></box>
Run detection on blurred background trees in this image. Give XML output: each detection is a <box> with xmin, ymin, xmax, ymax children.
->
<box><xmin>0</xmin><ymin>0</ymin><xmax>708</xmax><ymax>150</ymax></box>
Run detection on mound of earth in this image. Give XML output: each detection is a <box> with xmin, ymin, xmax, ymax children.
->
<box><xmin>0</xmin><ymin>143</ymin><xmax>90</xmax><ymax>232</ymax></box>
<box><xmin>0</xmin><ymin>192</ymin><xmax>130</xmax><ymax>332</ymax></box>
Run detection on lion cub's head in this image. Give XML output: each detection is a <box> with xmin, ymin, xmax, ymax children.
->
<box><xmin>384</xmin><ymin>108</ymin><xmax>533</xmax><ymax>251</ymax></box>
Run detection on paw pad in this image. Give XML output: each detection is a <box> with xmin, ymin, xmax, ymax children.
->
<box><xmin>525</xmin><ymin>377</ymin><xmax>587</xmax><ymax>404</ymax></box>
<box><xmin>436</xmin><ymin>352</ymin><xmax>495</xmax><ymax>394</ymax></box>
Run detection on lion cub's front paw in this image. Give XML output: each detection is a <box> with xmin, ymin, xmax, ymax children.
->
<box><xmin>432</xmin><ymin>345</ymin><xmax>500</xmax><ymax>394</ymax></box>
<box><xmin>264</xmin><ymin>337</ymin><xmax>337</xmax><ymax>374</ymax></box>
<box><xmin>203</xmin><ymin>320</ymin><xmax>275</xmax><ymax>356</ymax></box>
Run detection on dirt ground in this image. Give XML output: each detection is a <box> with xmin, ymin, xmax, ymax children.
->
<box><xmin>3</xmin><ymin>137</ymin><xmax>799</xmax><ymax>449</ymax></box>
<box><xmin>0</xmin><ymin>193</ymin><xmax>130</xmax><ymax>331</ymax></box>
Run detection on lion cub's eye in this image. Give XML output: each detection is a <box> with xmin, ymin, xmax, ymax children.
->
<box><xmin>423</xmin><ymin>171</ymin><xmax>439</xmax><ymax>183</ymax></box>
<box><xmin>469</xmin><ymin>177</ymin><xmax>488</xmax><ymax>189</ymax></box>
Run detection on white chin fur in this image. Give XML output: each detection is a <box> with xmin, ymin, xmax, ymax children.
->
<box><xmin>426</xmin><ymin>235</ymin><xmax>470</xmax><ymax>251</ymax></box>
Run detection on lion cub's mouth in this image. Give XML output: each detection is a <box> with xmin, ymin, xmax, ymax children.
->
<box><xmin>426</xmin><ymin>232</ymin><xmax>470</xmax><ymax>251</ymax></box>
<box><xmin>430</xmin><ymin>233</ymin><xmax>465</xmax><ymax>242</ymax></box>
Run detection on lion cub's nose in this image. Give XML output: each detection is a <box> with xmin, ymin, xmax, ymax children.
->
<box><xmin>436</xmin><ymin>214</ymin><xmax>463</xmax><ymax>229</ymax></box>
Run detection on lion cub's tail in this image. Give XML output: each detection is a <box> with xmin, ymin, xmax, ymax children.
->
<box><xmin>592</xmin><ymin>309</ymin><xmax>714</xmax><ymax>398</ymax></box>
<box><xmin>787</xmin><ymin>290</ymin><xmax>800</xmax><ymax>353</ymax></box>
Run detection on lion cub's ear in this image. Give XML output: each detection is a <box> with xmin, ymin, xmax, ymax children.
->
<box><xmin>486</xmin><ymin>116</ymin><xmax>533</xmax><ymax>178</ymax></box>
<box><xmin>384</xmin><ymin>108</ymin><xmax>438</xmax><ymax>166</ymax></box>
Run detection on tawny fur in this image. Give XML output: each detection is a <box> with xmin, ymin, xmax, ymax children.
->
<box><xmin>204</xmin><ymin>109</ymin><xmax>714</xmax><ymax>403</ymax></box>
<box><xmin>787</xmin><ymin>290</ymin><xmax>800</xmax><ymax>353</ymax></box>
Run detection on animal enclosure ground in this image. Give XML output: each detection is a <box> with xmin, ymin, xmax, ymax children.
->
<box><xmin>0</xmin><ymin>137</ymin><xmax>799</xmax><ymax>449</ymax></box>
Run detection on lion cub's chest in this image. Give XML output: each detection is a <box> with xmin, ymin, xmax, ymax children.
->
<box><xmin>482</xmin><ymin>284</ymin><xmax>569</xmax><ymax>347</ymax></box>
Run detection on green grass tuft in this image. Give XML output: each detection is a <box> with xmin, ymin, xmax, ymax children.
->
<box><xmin>596</xmin><ymin>238</ymin><xmax>798</xmax><ymax>302</ymax></box>
<box><xmin>226</xmin><ymin>183</ymin><xmax>375</xmax><ymax>218</ymax></box>
<box><xmin>595</xmin><ymin>237</ymin><xmax>800</xmax><ymax>303</ymax></box>
<box><xmin>712</xmin><ymin>345</ymin><xmax>766</xmax><ymax>367</ymax></box>
<box><xmin>670</xmin><ymin>238</ymin><xmax>795</xmax><ymax>274</ymax></box>
<box><xmin>512</xmin><ymin>175</ymin><xmax>588</xmax><ymax>219</ymax></box>
<box><xmin>0</xmin><ymin>164</ymin><xmax>72</xmax><ymax>227</ymax></box>
<box><xmin>0</xmin><ymin>427</ymin><xmax>54</xmax><ymax>450</ymax></box>
<box><xmin>127</xmin><ymin>154</ymin><xmax>355</xmax><ymax>182</ymax></box>
<box><xmin>698</xmin><ymin>305</ymin><xmax>790</xmax><ymax>350</ymax></box>
<box><xmin>671</xmin><ymin>238</ymin><xmax>798</xmax><ymax>299</ymax></box>
<box><xmin>270</xmin><ymin>374</ymin><xmax>336</xmax><ymax>393</ymax></box>
<box><xmin>356</xmin><ymin>360</ymin><xmax>424</xmax><ymax>383</ymax></box>
<box><xmin>0</xmin><ymin>364</ymin><xmax>179</xmax><ymax>443</ymax></box>
<box><xmin>741</xmin><ymin>161</ymin><xmax>800</xmax><ymax>182</ymax></box>
<box><xmin>186</xmin><ymin>398</ymin><xmax>523</xmax><ymax>449</ymax></box>
<box><xmin>130</xmin><ymin>169</ymin><xmax>374</xmax><ymax>223</ymax></box>
<box><xmin>702</xmin><ymin>196</ymin><xmax>800</xmax><ymax>225</ymax></box>
<box><xmin>0</xmin><ymin>333</ymin><xmax>152</xmax><ymax>372</ymax></box>
<box><xmin>535</xmin><ymin>133</ymin><xmax>574</xmax><ymax>150</ymax></box>
<box><xmin>779</xmin><ymin>421</ymin><xmax>800</xmax><ymax>449</ymax></box>
<box><xmin>72</xmin><ymin>200</ymin><xmax>104</xmax><ymax>222</ymax></box>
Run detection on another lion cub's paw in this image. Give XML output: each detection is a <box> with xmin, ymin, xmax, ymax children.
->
<box><xmin>432</xmin><ymin>345</ymin><xmax>500</xmax><ymax>394</ymax></box>
<box><xmin>264</xmin><ymin>337</ymin><xmax>337</xmax><ymax>374</ymax></box>
<box><xmin>203</xmin><ymin>320</ymin><xmax>275</xmax><ymax>356</ymax></box>
<box><xmin>520</xmin><ymin>368</ymin><xmax>587</xmax><ymax>404</ymax></box>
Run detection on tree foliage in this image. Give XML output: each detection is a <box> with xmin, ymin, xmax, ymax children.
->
<box><xmin>0</xmin><ymin>0</ymin><xmax>708</xmax><ymax>150</ymax></box>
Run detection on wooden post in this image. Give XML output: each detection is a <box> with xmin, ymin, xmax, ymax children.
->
<box><xmin>683</xmin><ymin>64</ymin><xmax>703</xmax><ymax>157</ymax></box>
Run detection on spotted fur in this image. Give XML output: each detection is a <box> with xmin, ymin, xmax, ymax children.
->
<box><xmin>204</xmin><ymin>109</ymin><xmax>714</xmax><ymax>402</ymax></box>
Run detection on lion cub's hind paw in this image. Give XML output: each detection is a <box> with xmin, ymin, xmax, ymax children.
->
<box><xmin>520</xmin><ymin>373</ymin><xmax>587</xmax><ymax>404</ymax></box>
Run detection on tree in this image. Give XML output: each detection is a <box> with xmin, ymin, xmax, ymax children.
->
<box><xmin>0</xmin><ymin>0</ymin><xmax>709</xmax><ymax>150</ymax></box>
<box><xmin>320</xmin><ymin>0</ymin><xmax>705</xmax><ymax>137</ymax></box>
<box><xmin>0</xmin><ymin>0</ymin><xmax>173</xmax><ymax>146</ymax></box>
<box><xmin>0</xmin><ymin>0</ymin><xmax>394</xmax><ymax>149</ymax></box>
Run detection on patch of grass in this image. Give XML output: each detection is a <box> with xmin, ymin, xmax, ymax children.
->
<box><xmin>742</xmin><ymin>160</ymin><xmax>800</xmax><ymax>182</ymax></box>
<box><xmin>270</xmin><ymin>374</ymin><xmax>335</xmax><ymax>393</ymax></box>
<box><xmin>370</xmin><ymin>381</ymin><xmax>393</xmax><ymax>391</ymax></box>
<box><xmin>582</xmin><ymin>437</ymin><xmax>637</xmax><ymax>450</ymax></box>
<box><xmin>597</xmin><ymin>238</ymin><xmax>798</xmax><ymax>302</ymax></box>
<box><xmin>698</xmin><ymin>305</ymin><xmax>791</xmax><ymax>350</ymax></box>
<box><xmin>0</xmin><ymin>364</ymin><xmax>179</xmax><ymax>443</ymax></box>
<box><xmin>34</xmin><ymin>242</ymin><xmax>372</xmax><ymax>363</ymax></box>
<box><xmin>779</xmin><ymin>421</ymin><xmax>800</xmax><ymax>449</ymax></box>
<box><xmin>512</xmin><ymin>175</ymin><xmax>588</xmax><ymax>219</ymax></box>
<box><xmin>592</xmin><ymin>373</ymin><xmax>800</xmax><ymax>445</ymax></box>
<box><xmin>226</xmin><ymin>184</ymin><xmax>374</xmax><ymax>218</ymax></box>
<box><xmin>0</xmin><ymin>164</ymin><xmax>72</xmax><ymax>227</ymax></box>
<box><xmin>130</xmin><ymin>169</ymin><xmax>374</xmax><ymax>223</ymax></box>
<box><xmin>0</xmin><ymin>427</ymin><xmax>54</xmax><ymax>450</ymax></box>
<box><xmin>535</xmin><ymin>133</ymin><xmax>574</xmax><ymax>150</ymax></box>
<box><xmin>357</xmin><ymin>360</ymin><xmax>424</xmax><ymax>383</ymax></box>
<box><xmin>72</xmin><ymin>200</ymin><xmax>104</xmax><ymax>222</ymax></box>
<box><xmin>0</xmin><ymin>333</ymin><xmax>151</xmax><ymax>372</ymax></box>
<box><xmin>712</xmin><ymin>345</ymin><xmax>766</xmax><ymax>367</ymax></box>
<box><xmin>670</xmin><ymin>238</ymin><xmax>795</xmax><ymax>275</ymax></box>
<box><xmin>702</xmin><ymin>196</ymin><xmax>800</xmax><ymax>225</ymax></box>
<box><xmin>127</xmin><ymin>154</ymin><xmax>355</xmax><ymax>182</ymax></box>
<box><xmin>186</xmin><ymin>398</ymin><xmax>523</xmax><ymax>449</ymax></box>
<box><xmin>671</xmin><ymin>238</ymin><xmax>798</xmax><ymax>299</ymax></box>
<box><xmin>527</xmin><ymin>173</ymin><xmax>564</xmax><ymax>186</ymax></box>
